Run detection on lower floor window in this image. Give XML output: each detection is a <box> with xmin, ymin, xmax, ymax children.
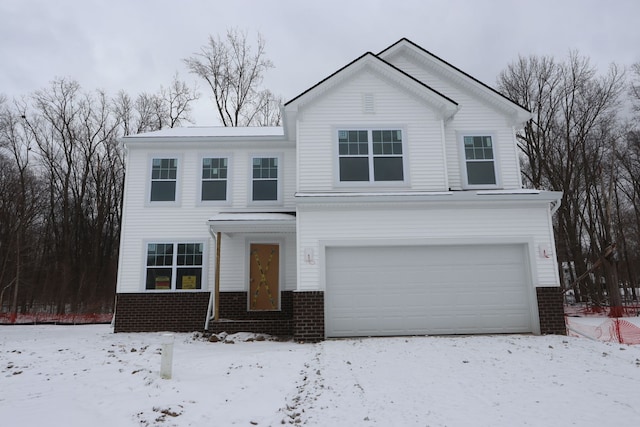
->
<box><xmin>146</xmin><ymin>242</ymin><xmax>203</xmax><ymax>290</ymax></box>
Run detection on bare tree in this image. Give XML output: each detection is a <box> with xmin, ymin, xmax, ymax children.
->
<box><xmin>0</xmin><ymin>75</ymin><xmax>198</xmax><ymax>318</ymax></box>
<box><xmin>113</xmin><ymin>74</ymin><xmax>198</xmax><ymax>135</ymax></box>
<box><xmin>498</xmin><ymin>52</ymin><xmax>626</xmax><ymax>310</ymax></box>
<box><xmin>630</xmin><ymin>63</ymin><xmax>640</xmax><ymax>113</ymax></box>
<box><xmin>184</xmin><ymin>28</ymin><xmax>281</xmax><ymax>126</ymax></box>
<box><xmin>0</xmin><ymin>99</ymin><xmax>43</xmax><ymax>319</ymax></box>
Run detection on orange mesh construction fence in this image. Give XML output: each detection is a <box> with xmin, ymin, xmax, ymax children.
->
<box><xmin>567</xmin><ymin>317</ymin><xmax>640</xmax><ymax>345</ymax></box>
<box><xmin>0</xmin><ymin>312</ymin><xmax>113</xmax><ymax>325</ymax></box>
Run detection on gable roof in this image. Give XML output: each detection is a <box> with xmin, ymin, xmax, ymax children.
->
<box><xmin>378</xmin><ymin>38</ymin><xmax>531</xmax><ymax>122</ymax></box>
<box><xmin>284</xmin><ymin>51</ymin><xmax>459</xmax><ymax>119</ymax></box>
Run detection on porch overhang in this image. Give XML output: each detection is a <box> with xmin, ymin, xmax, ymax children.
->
<box><xmin>207</xmin><ymin>213</ymin><xmax>297</xmax><ymax>235</ymax></box>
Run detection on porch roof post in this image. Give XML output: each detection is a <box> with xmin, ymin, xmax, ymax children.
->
<box><xmin>205</xmin><ymin>227</ymin><xmax>222</xmax><ymax>329</ymax></box>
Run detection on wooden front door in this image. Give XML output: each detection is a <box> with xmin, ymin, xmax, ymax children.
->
<box><xmin>249</xmin><ymin>243</ymin><xmax>280</xmax><ymax>310</ymax></box>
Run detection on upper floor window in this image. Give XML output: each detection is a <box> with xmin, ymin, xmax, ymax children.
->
<box><xmin>201</xmin><ymin>157</ymin><xmax>228</xmax><ymax>201</ymax></box>
<box><xmin>252</xmin><ymin>157</ymin><xmax>278</xmax><ymax>201</ymax></box>
<box><xmin>462</xmin><ymin>135</ymin><xmax>497</xmax><ymax>187</ymax></box>
<box><xmin>338</xmin><ymin>129</ymin><xmax>404</xmax><ymax>182</ymax></box>
<box><xmin>150</xmin><ymin>158</ymin><xmax>177</xmax><ymax>202</ymax></box>
<box><xmin>145</xmin><ymin>242</ymin><xmax>203</xmax><ymax>290</ymax></box>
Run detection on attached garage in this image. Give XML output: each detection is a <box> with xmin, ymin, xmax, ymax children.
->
<box><xmin>325</xmin><ymin>243</ymin><xmax>535</xmax><ymax>337</ymax></box>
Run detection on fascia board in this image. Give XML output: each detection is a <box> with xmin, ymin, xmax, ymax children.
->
<box><xmin>378</xmin><ymin>39</ymin><xmax>531</xmax><ymax>123</ymax></box>
<box><xmin>284</xmin><ymin>53</ymin><xmax>458</xmax><ymax>119</ymax></box>
<box><xmin>122</xmin><ymin>136</ymin><xmax>293</xmax><ymax>150</ymax></box>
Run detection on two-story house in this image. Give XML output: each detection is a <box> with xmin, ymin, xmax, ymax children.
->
<box><xmin>114</xmin><ymin>39</ymin><xmax>565</xmax><ymax>341</ymax></box>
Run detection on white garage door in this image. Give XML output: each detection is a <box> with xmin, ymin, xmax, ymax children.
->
<box><xmin>325</xmin><ymin>244</ymin><xmax>533</xmax><ymax>337</ymax></box>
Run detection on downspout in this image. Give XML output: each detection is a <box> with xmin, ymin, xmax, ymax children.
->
<box><xmin>512</xmin><ymin>125</ymin><xmax>524</xmax><ymax>189</ymax></box>
<box><xmin>214</xmin><ymin>231</ymin><xmax>221</xmax><ymax>321</ymax></box>
<box><xmin>550</xmin><ymin>196</ymin><xmax>562</xmax><ymax>216</ymax></box>
<box><xmin>440</xmin><ymin>117</ymin><xmax>449</xmax><ymax>190</ymax></box>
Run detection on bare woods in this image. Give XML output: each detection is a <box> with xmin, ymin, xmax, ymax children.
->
<box><xmin>0</xmin><ymin>77</ymin><xmax>197</xmax><ymax>317</ymax></box>
<box><xmin>498</xmin><ymin>54</ymin><xmax>640</xmax><ymax>312</ymax></box>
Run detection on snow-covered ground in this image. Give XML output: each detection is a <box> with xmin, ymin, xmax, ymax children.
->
<box><xmin>1</xmin><ymin>324</ymin><xmax>639</xmax><ymax>426</ymax></box>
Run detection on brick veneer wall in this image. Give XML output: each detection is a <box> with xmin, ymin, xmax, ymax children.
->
<box><xmin>536</xmin><ymin>287</ymin><xmax>566</xmax><ymax>335</ymax></box>
<box><xmin>207</xmin><ymin>291</ymin><xmax>294</xmax><ymax>336</ymax></box>
<box><xmin>116</xmin><ymin>291</ymin><xmax>296</xmax><ymax>336</ymax></box>
<box><xmin>114</xmin><ymin>292</ymin><xmax>210</xmax><ymax>333</ymax></box>
<box><xmin>293</xmin><ymin>291</ymin><xmax>325</xmax><ymax>342</ymax></box>
<box><xmin>218</xmin><ymin>291</ymin><xmax>293</xmax><ymax>320</ymax></box>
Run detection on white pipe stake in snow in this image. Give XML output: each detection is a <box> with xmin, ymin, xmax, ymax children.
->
<box><xmin>160</xmin><ymin>334</ymin><xmax>174</xmax><ymax>379</ymax></box>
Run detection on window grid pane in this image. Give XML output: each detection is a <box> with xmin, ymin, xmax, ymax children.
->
<box><xmin>339</xmin><ymin>129</ymin><xmax>368</xmax><ymax>155</ymax></box>
<box><xmin>202</xmin><ymin>157</ymin><xmax>228</xmax><ymax>180</ymax></box>
<box><xmin>202</xmin><ymin>158</ymin><xmax>228</xmax><ymax>201</ymax></box>
<box><xmin>152</xmin><ymin>158</ymin><xmax>177</xmax><ymax>179</ymax></box>
<box><xmin>253</xmin><ymin>157</ymin><xmax>278</xmax><ymax>179</ymax></box>
<box><xmin>177</xmin><ymin>243</ymin><xmax>204</xmax><ymax>266</ymax></box>
<box><xmin>464</xmin><ymin>136</ymin><xmax>496</xmax><ymax>185</ymax></box>
<box><xmin>146</xmin><ymin>243</ymin><xmax>203</xmax><ymax>290</ymax></box>
<box><xmin>151</xmin><ymin>158</ymin><xmax>177</xmax><ymax>201</ymax></box>
<box><xmin>146</xmin><ymin>243</ymin><xmax>173</xmax><ymax>266</ymax></box>
<box><xmin>252</xmin><ymin>157</ymin><xmax>278</xmax><ymax>201</ymax></box>
<box><xmin>372</xmin><ymin>130</ymin><xmax>402</xmax><ymax>155</ymax></box>
<box><xmin>464</xmin><ymin>136</ymin><xmax>494</xmax><ymax>160</ymax></box>
<box><xmin>339</xmin><ymin>129</ymin><xmax>404</xmax><ymax>183</ymax></box>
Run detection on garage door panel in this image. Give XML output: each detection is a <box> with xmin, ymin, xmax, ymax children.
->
<box><xmin>326</xmin><ymin>244</ymin><xmax>532</xmax><ymax>337</ymax></box>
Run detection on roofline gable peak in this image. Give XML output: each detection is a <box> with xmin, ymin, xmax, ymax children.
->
<box><xmin>378</xmin><ymin>38</ymin><xmax>531</xmax><ymax>122</ymax></box>
<box><xmin>284</xmin><ymin>51</ymin><xmax>458</xmax><ymax>119</ymax></box>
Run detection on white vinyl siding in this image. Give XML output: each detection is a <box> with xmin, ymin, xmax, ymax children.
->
<box><xmin>296</xmin><ymin>203</ymin><xmax>559</xmax><ymax>294</ymax></box>
<box><xmin>116</xmin><ymin>143</ymin><xmax>295</xmax><ymax>294</ymax></box>
<box><xmin>381</xmin><ymin>54</ymin><xmax>522</xmax><ymax>190</ymax></box>
<box><xmin>296</xmin><ymin>70</ymin><xmax>445</xmax><ymax>192</ymax></box>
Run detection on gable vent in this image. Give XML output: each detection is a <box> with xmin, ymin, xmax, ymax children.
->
<box><xmin>363</xmin><ymin>93</ymin><xmax>375</xmax><ymax>114</ymax></box>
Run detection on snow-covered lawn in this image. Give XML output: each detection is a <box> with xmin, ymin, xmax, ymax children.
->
<box><xmin>1</xmin><ymin>325</ymin><xmax>639</xmax><ymax>426</ymax></box>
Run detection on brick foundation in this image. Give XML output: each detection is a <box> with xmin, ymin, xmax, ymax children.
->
<box><xmin>536</xmin><ymin>287</ymin><xmax>566</xmax><ymax>335</ymax></box>
<box><xmin>115</xmin><ymin>291</ymin><xmax>296</xmax><ymax>336</ymax></box>
<box><xmin>116</xmin><ymin>288</ymin><xmax>558</xmax><ymax>339</ymax></box>
<box><xmin>218</xmin><ymin>291</ymin><xmax>293</xmax><ymax>321</ymax></box>
<box><xmin>114</xmin><ymin>292</ymin><xmax>210</xmax><ymax>333</ymax></box>
<box><xmin>293</xmin><ymin>291</ymin><xmax>325</xmax><ymax>342</ymax></box>
<box><xmin>208</xmin><ymin>291</ymin><xmax>294</xmax><ymax>336</ymax></box>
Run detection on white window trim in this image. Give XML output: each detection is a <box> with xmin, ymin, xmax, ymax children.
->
<box><xmin>244</xmin><ymin>237</ymin><xmax>285</xmax><ymax>311</ymax></box>
<box><xmin>333</xmin><ymin>126</ymin><xmax>410</xmax><ymax>188</ymax></box>
<box><xmin>457</xmin><ymin>131</ymin><xmax>501</xmax><ymax>190</ymax></box>
<box><xmin>145</xmin><ymin>153</ymin><xmax>183</xmax><ymax>207</ymax></box>
<box><xmin>141</xmin><ymin>240</ymin><xmax>208</xmax><ymax>292</ymax></box>
<box><xmin>198</xmin><ymin>153</ymin><xmax>232</xmax><ymax>207</ymax></box>
<box><xmin>248</xmin><ymin>153</ymin><xmax>283</xmax><ymax>205</ymax></box>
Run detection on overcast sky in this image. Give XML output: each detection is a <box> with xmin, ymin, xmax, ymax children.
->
<box><xmin>1</xmin><ymin>0</ymin><xmax>638</xmax><ymax>126</ymax></box>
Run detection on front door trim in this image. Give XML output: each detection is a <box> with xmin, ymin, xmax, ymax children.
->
<box><xmin>247</xmin><ymin>240</ymin><xmax>283</xmax><ymax>311</ymax></box>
